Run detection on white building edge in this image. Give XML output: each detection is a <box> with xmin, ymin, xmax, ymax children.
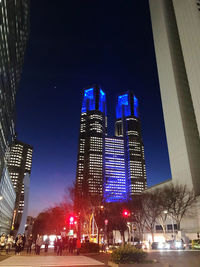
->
<box><xmin>147</xmin><ymin>0</ymin><xmax>200</xmax><ymax>241</ymax></box>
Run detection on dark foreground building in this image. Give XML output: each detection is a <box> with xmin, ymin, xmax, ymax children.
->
<box><xmin>0</xmin><ymin>0</ymin><xmax>30</xmax><ymax>234</ymax></box>
<box><xmin>75</xmin><ymin>86</ymin><xmax>147</xmax><ymax>204</ymax></box>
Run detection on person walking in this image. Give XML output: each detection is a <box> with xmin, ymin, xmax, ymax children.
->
<box><xmin>27</xmin><ymin>234</ymin><xmax>33</xmax><ymax>254</ymax></box>
<box><xmin>76</xmin><ymin>239</ymin><xmax>81</xmax><ymax>255</ymax></box>
<box><xmin>0</xmin><ymin>234</ymin><xmax>6</xmax><ymax>254</ymax></box>
<box><xmin>22</xmin><ymin>234</ymin><xmax>26</xmax><ymax>251</ymax></box>
<box><xmin>5</xmin><ymin>235</ymin><xmax>13</xmax><ymax>255</ymax></box>
<box><xmin>35</xmin><ymin>234</ymin><xmax>43</xmax><ymax>255</ymax></box>
<box><xmin>57</xmin><ymin>238</ymin><xmax>63</xmax><ymax>256</ymax></box>
<box><xmin>69</xmin><ymin>238</ymin><xmax>73</xmax><ymax>253</ymax></box>
<box><xmin>15</xmin><ymin>235</ymin><xmax>23</xmax><ymax>255</ymax></box>
<box><xmin>54</xmin><ymin>237</ymin><xmax>57</xmax><ymax>253</ymax></box>
<box><xmin>44</xmin><ymin>236</ymin><xmax>50</xmax><ymax>253</ymax></box>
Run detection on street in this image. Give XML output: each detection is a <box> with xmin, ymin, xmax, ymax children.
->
<box><xmin>147</xmin><ymin>250</ymin><xmax>200</xmax><ymax>267</ymax></box>
<box><xmin>0</xmin><ymin>250</ymin><xmax>200</xmax><ymax>267</ymax></box>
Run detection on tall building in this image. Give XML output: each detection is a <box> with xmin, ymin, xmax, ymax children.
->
<box><xmin>115</xmin><ymin>92</ymin><xmax>147</xmax><ymax>197</ymax></box>
<box><xmin>149</xmin><ymin>0</ymin><xmax>200</xmax><ymax>194</ymax></box>
<box><xmin>7</xmin><ymin>140</ymin><xmax>33</xmax><ymax>226</ymax></box>
<box><xmin>76</xmin><ymin>85</ymin><xmax>106</xmax><ymax>203</ymax></box>
<box><xmin>75</xmin><ymin>86</ymin><xmax>147</xmax><ymax>204</ymax></box>
<box><xmin>0</xmin><ymin>0</ymin><xmax>30</xmax><ymax>233</ymax></box>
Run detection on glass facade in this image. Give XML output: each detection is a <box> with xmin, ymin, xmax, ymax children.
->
<box><xmin>104</xmin><ymin>137</ymin><xmax>127</xmax><ymax>202</ymax></box>
<box><xmin>76</xmin><ymin>87</ymin><xmax>147</xmax><ymax>204</ymax></box>
<box><xmin>7</xmin><ymin>140</ymin><xmax>33</xmax><ymax>226</ymax></box>
<box><xmin>0</xmin><ymin>167</ymin><xmax>16</xmax><ymax>235</ymax></box>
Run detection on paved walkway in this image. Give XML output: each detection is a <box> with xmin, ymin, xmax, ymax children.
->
<box><xmin>0</xmin><ymin>255</ymin><xmax>105</xmax><ymax>267</ymax></box>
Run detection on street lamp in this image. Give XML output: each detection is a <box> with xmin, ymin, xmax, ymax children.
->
<box><xmin>0</xmin><ymin>196</ymin><xmax>3</xmax><ymax>201</ymax></box>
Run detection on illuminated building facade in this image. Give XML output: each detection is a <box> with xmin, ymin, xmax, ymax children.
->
<box><xmin>76</xmin><ymin>85</ymin><xmax>106</xmax><ymax>202</ymax></box>
<box><xmin>0</xmin><ymin>0</ymin><xmax>30</xmax><ymax>234</ymax></box>
<box><xmin>104</xmin><ymin>137</ymin><xmax>127</xmax><ymax>202</ymax></box>
<box><xmin>115</xmin><ymin>92</ymin><xmax>147</xmax><ymax>197</ymax></box>
<box><xmin>7</xmin><ymin>140</ymin><xmax>33</xmax><ymax>226</ymax></box>
<box><xmin>76</xmin><ymin>86</ymin><xmax>147</xmax><ymax>203</ymax></box>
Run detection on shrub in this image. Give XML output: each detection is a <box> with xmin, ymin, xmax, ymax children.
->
<box><xmin>80</xmin><ymin>242</ymin><xmax>100</xmax><ymax>253</ymax></box>
<box><xmin>110</xmin><ymin>244</ymin><xmax>147</xmax><ymax>264</ymax></box>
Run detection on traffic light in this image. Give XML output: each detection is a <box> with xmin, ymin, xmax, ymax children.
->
<box><xmin>123</xmin><ymin>209</ymin><xmax>130</xmax><ymax>217</ymax></box>
<box><xmin>69</xmin><ymin>216</ymin><xmax>75</xmax><ymax>225</ymax></box>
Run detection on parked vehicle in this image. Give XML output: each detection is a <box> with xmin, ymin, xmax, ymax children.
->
<box><xmin>192</xmin><ymin>239</ymin><xmax>200</xmax><ymax>250</ymax></box>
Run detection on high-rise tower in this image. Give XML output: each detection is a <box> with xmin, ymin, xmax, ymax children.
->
<box><xmin>7</xmin><ymin>140</ymin><xmax>33</xmax><ymax>226</ymax></box>
<box><xmin>0</xmin><ymin>0</ymin><xmax>30</xmax><ymax>234</ymax></box>
<box><xmin>115</xmin><ymin>92</ymin><xmax>147</xmax><ymax>197</ymax></box>
<box><xmin>149</xmin><ymin>0</ymin><xmax>200</xmax><ymax>194</ymax></box>
<box><xmin>76</xmin><ymin>87</ymin><xmax>147</xmax><ymax>204</ymax></box>
<box><xmin>76</xmin><ymin>85</ymin><xmax>106</xmax><ymax>203</ymax></box>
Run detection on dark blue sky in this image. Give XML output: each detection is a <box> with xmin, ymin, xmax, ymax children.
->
<box><xmin>17</xmin><ymin>0</ymin><xmax>171</xmax><ymax>216</ymax></box>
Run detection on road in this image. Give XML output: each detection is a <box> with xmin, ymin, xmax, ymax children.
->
<box><xmin>147</xmin><ymin>250</ymin><xmax>200</xmax><ymax>267</ymax></box>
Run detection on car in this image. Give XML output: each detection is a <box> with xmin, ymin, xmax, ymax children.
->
<box><xmin>166</xmin><ymin>240</ymin><xmax>186</xmax><ymax>250</ymax></box>
<box><xmin>192</xmin><ymin>239</ymin><xmax>200</xmax><ymax>250</ymax></box>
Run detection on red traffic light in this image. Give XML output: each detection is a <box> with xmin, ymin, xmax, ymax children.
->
<box><xmin>104</xmin><ymin>219</ymin><xmax>108</xmax><ymax>225</ymax></box>
<box><xmin>69</xmin><ymin>216</ymin><xmax>74</xmax><ymax>224</ymax></box>
<box><xmin>123</xmin><ymin>209</ymin><xmax>130</xmax><ymax>217</ymax></box>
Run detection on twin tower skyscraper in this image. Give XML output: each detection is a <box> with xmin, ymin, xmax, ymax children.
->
<box><xmin>75</xmin><ymin>85</ymin><xmax>147</xmax><ymax>203</ymax></box>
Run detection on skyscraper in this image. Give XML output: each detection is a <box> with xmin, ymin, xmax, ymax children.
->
<box><xmin>75</xmin><ymin>86</ymin><xmax>147</xmax><ymax>204</ymax></box>
<box><xmin>76</xmin><ymin>85</ymin><xmax>106</xmax><ymax>203</ymax></box>
<box><xmin>7</xmin><ymin>140</ymin><xmax>33</xmax><ymax>226</ymax></box>
<box><xmin>149</xmin><ymin>0</ymin><xmax>200</xmax><ymax>194</ymax></box>
<box><xmin>0</xmin><ymin>0</ymin><xmax>30</xmax><ymax>233</ymax></box>
<box><xmin>115</xmin><ymin>92</ymin><xmax>147</xmax><ymax>197</ymax></box>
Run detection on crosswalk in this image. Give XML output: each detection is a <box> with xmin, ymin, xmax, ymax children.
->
<box><xmin>0</xmin><ymin>255</ymin><xmax>105</xmax><ymax>267</ymax></box>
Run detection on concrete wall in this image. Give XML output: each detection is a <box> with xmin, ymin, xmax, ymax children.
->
<box><xmin>149</xmin><ymin>0</ymin><xmax>200</xmax><ymax>194</ymax></box>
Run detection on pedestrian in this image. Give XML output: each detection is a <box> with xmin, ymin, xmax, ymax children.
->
<box><xmin>76</xmin><ymin>239</ymin><xmax>81</xmax><ymax>255</ymax></box>
<box><xmin>0</xmin><ymin>234</ymin><xmax>6</xmax><ymax>254</ymax></box>
<box><xmin>15</xmin><ymin>235</ymin><xmax>23</xmax><ymax>255</ymax></box>
<box><xmin>54</xmin><ymin>237</ymin><xmax>57</xmax><ymax>253</ymax></box>
<box><xmin>69</xmin><ymin>238</ymin><xmax>73</xmax><ymax>253</ymax></box>
<box><xmin>22</xmin><ymin>234</ymin><xmax>26</xmax><ymax>251</ymax></box>
<box><xmin>57</xmin><ymin>238</ymin><xmax>63</xmax><ymax>256</ymax></box>
<box><xmin>5</xmin><ymin>235</ymin><xmax>13</xmax><ymax>254</ymax></box>
<box><xmin>73</xmin><ymin>238</ymin><xmax>77</xmax><ymax>252</ymax></box>
<box><xmin>45</xmin><ymin>236</ymin><xmax>50</xmax><ymax>253</ymax></box>
<box><xmin>35</xmin><ymin>234</ymin><xmax>43</xmax><ymax>255</ymax></box>
<box><xmin>27</xmin><ymin>234</ymin><xmax>33</xmax><ymax>254</ymax></box>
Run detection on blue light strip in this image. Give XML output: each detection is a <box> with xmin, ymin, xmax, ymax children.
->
<box><xmin>99</xmin><ymin>89</ymin><xmax>106</xmax><ymax>114</ymax></box>
<box><xmin>134</xmin><ymin>96</ymin><xmax>138</xmax><ymax>118</ymax></box>
<box><xmin>116</xmin><ymin>94</ymin><xmax>131</xmax><ymax>119</ymax></box>
<box><xmin>104</xmin><ymin>138</ymin><xmax>127</xmax><ymax>202</ymax></box>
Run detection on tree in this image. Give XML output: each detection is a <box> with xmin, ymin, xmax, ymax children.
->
<box><xmin>160</xmin><ymin>184</ymin><xmax>196</xmax><ymax>230</ymax></box>
<box><xmin>32</xmin><ymin>203</ymin><xmax>72</xmax><ymax>238</ymax></box>
<box><xmin>128</xmin><ymin>197</ymin><xmax>146</xmax><ymax>241</ymax></box>
<box><xmin>141</xmin><ymin>189</ymin><xmax>163</xmax><ymax>242</ymax></box>
<box><xmin>105</xmin><ymin>202</ymin><xmax>128</xmax><ymax>244</ymax></box>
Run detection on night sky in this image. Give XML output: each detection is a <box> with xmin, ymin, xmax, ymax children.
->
<box><xmin>16</xmin><ymin>0</ymin><xmax>171</xmax><ymax>217</ymax></box>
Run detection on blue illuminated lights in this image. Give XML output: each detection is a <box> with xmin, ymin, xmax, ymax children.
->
<box><xmin>134</xmin><ymin>96</ymin><xmax>138</xmax><ymax>118</ymax></box>
<box><xmin>116</xmin><ymin>94</ymin><xmax>131</xmax><ymax>119</ymax></box>
<box><xmin>81</xmin><ymin>88</ymin><xmax>95</xmax><ymax>113</ymax></box>
<box><xmin>104</xmin><ymin>138</ymin><xmax>127</xmax><ymax>202</ymax></box>
<box><xmin>81</xmin><ymin>88</ymin><xmax>106</xmax><ymax>113</ymax></box>
<box><xmin>99</xmin><ymin>89</ymin><xmax>106</xmax><ymax>114</ymax></box>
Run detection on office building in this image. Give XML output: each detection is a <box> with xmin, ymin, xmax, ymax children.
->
<box><xmin>104</xmin><ymin>137</ymin><xmax>127</xmax><ymax>202</ymax></box>
<box><xmin>76</xmin><ymin>85</ymin><xmax>106</xmax><ymax>203</ymax></box>
<box><xmin>0</xmin><ymin>0</ymin><xmax>30</xmax><ymax>233</ymax></box>
<box><xmin>75</xmin><ymin>86</ymin><xmax>147</xmax><ymax>203</ymax></box>
<box><xmin>149</xmin><ymin>0</ymin><xmax>200</xmax><ymax>194</ymax></box>
<box><xmin>115</xmin><ymin>92</ymin><xmax>147</xmax><ymax>197</ymax></box>
<box><xmin>7</xmin><ymin>140</ymin><xmax>33</xmax><ymax>226</ymax></box>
